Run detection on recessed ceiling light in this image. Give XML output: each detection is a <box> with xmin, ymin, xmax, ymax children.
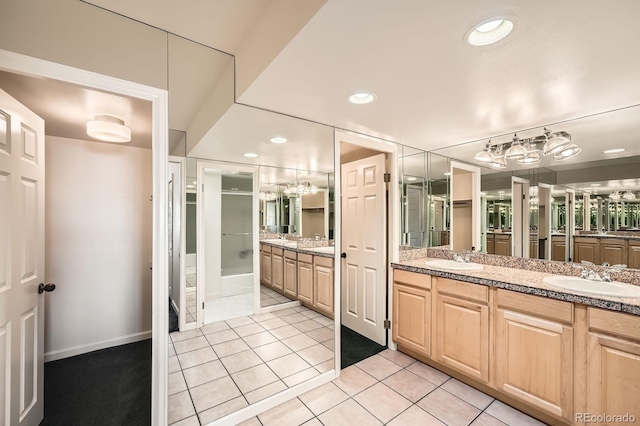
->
<box><xmin>590</xmin><ymin>183</ymin><xmax>601</xmax><ymax>187</ymax></box>
<box><xmin>444</xmin><ymin>172</ymin><xmax>451</xmax><ymax>176</ymax></box>
<box><xmin>348</xmin><ymin>91</ymin><xmax>376</xmax><ymax>104</ymax></box>
<box><xmin>406</xmin><ymin>177</ymin><xmax>417</xmax><ymax>181</ymax></box>
<box><xmin>270</xmin><ymin>136</ymin><xmax>287</xmax><ymax>144</ymax></box>
<box><xmin>243</xmin><ymin>153</ymin><xmax>258</xmax><ymax>158</ymax></box>
<box><xmin>603</xmin><ymin>148</ymin><xmax>625</xmax><ymax>154</ymax></box>
<box><xmin>468</xmin><ymin>19</ymin><xmax>514</xmax><ymax>46</ymax></box>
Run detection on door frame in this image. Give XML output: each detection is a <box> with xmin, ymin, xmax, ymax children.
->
<box><xmin>169</xmin><ymin>156</ymin><xmax>188</xmax><ymax>330</ymax></box>
<box><xmin>334</xmin><ymin>130</ymin><xmax>400</xmax><ymax>360</ymax></box>
<box><xmin>0</xmin><ymin>49</ymin><xmax>169</xmax><ymax>425</ymax></box>
<box><xmin>511</xmin><ymin>176</ymin><xmax>530</xmax><ymax>258</ymax></box>
<box><xmin>450</xmin><ymin>161</ymin><xmax>481</xmax><ymax>252</ymax></box>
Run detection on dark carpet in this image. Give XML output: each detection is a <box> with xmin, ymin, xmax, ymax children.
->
<box><xmin>341</xmin><ymin>325</ymin><xmax>386</xmax><ymax>369</ymax></box>
<box><xmin>42</xmin><ymin>339</ymin><xmax>152</xmax><ymax>426</ymax></box>
<box><xmin>169</xmin><ymin>299</ymin><xmax>179</xmax><ymax>333</ymax></box>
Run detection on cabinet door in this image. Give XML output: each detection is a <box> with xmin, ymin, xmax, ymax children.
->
<box><xmin>495</xmin><ymin>308</ymin><xmax>573</xmax><ymax>420</ymax></box>
<box><xmin>629</xmin><ymin>243</ymin><xmax>640</xmax><ymax>269</ymax></box>
<box><xmin>271</xmin><ymin>253</ymin><xmax>284</xmax><ymax>291</ymax></box>
<box><xmin>600</xmin><ymin>240</ymin><xmax>626</xmax><ymax>266</ymax></box>
<box><xmin>393</xmin><ymin>284</ymin><xmax>430</xmax><ymax>356</ymax></box>
<box><xmin>261</xmin><ymin>251</ymin><xmax>272</xmax><ymax>287</ymax></box>
<box><xmin>586</xmin><ymin>333</ymin><xmax>640</xmax><ymax>421</ymax></box>
<box><xmin>435</xmin><ymin>294</ymin><xmax>489</xmax><ymax>383</ymax></box>
<box><xmin>314</xmin><ymin>263</ymin><xmax>334</xmax><ymax>316</ymax></box>
<box><xmin>495</xmin><ymin>236</ymin><xmax>511</xmax><ymax>256</ymax></box>
<box><xmin>297</xmin><ymin>261</ymin><xmax>313</xmax><ymax>305</ymax></box>
<box><xmin>486</xmin><ymin>236</ymin><xmax>495</xmax><ymax>254</ymax></box>
<box><xmin>574</xmin><ymin>239</ymin><xmax>599</xmax><ymax>264</ymax></box>
<box><xmin>284</xmin><ymin>258</ymin><xmax>297</xmax><ymax>298</ymax></box>
<box><xmin>529</xmin><ymin>239</ymin><xmax>538</xmax><ymax>259</ymax></box>
<box><xmin>551</xmin><ymin>239</ymin><xmax>566</xmax><ymax>261</ymax></box>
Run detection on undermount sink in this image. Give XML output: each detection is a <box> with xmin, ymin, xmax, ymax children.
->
<box><xmin>542</xmin><ymin>275</ymin><xmax>640</xmax><ymax>298</ymax></box>
<box><xmin>424</xmin><ymin>259</ymin><xmax>484</xmax><ymax>272</ymax></box>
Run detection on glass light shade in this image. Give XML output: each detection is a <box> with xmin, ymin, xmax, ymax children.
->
<box><xmin>474</xmin><ymin>150</ymin><xmax>493</xmax><ymax>163</ymax></box>
<box><xmin>516</xmin><ymin>151</ymin><xmax>541</xmax><ymax>165</ymax></box>
<box><xmin>543</xmin><ymin>133</ymin><xmax>571</xmax><ymax>155</ymax></box>
<box><xmin>610</xmin><ymin>191</ymin><xmax>621</xmax><ymax>200</ymax></box>
<box><xmin>86</xmin><ymin>115</ymin><xmax>131</xmax><ymax>143</ymax></box>
<box><xmin>488</xmin><ymin>155</ymin><xmax>507</xmax><ymax>169</ymax></box>
<box><xmin>504</xmin><ymin>143</ymin><xmax>528</xmax><ymax>159</ymax></box>
<box><xmin>623</xmin><ymin>190</ymin><xmax>636</xmax><ymax>200</ymax></box>
<box><xmin>554</xmin><ymin>144</ymin><xmax>582</xmax><ymax>161</ymax></box>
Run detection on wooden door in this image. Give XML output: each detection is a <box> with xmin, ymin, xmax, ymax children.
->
<box><xmin>0</xmin><ymin>88</ymin><xmax>46</xmax><ymax>425</ymax></box>
<box><xmin>393</xmin><ymin>284</ymin><xmax>430</xmax><ymax>356</ymax></box>
<box><xmin>341</xmin><ymin>153</ymin><xmax>386</xmax><ymax>345</ymax></box>
<box><xmin>283</xmin><ymin>253</ymin><xmax>297</xmax><ymax>298</ymax></box>
<box><xmin>297</xmin><ymin>260</ymin><xmax>313</xmax><ymax>305</ymax></box>
<box><xmin>314</xmin><ymin>258</ymin><xmax>334</xmax><ymax>316</ymax></box>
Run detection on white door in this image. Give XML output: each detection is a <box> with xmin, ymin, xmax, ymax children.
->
<box><xmin>341</xmin><ymin>153</ymin><xmax>387</xmax><ymax>345</ymax></box>
<box><xmin>0</xmin><ymin>88</ymin><xmax>46</xmax><ymax>425</ymax></box>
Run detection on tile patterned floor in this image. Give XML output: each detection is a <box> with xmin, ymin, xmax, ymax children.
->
<box><xmin>241</xmin><ymin>351</ymin><xmax>548</xmax><ymax>426</ymax></box>
<box><xmin>204</xmin><ymin>294</ymin><xmax>254</xmax><ymax>324</ymax></box>
<box><xmin>260</xmin><ymin>284</ymin><xmax>295</xmax><ymax>307</ymax></box>
<box><xmin>168</xmin><ymin>305</ymin><xmax>335</xmax><ymax>425</ymax></box>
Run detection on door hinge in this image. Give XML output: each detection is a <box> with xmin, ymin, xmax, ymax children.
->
<box><xmin>383</xmin><ymin>173</ymin><xmax>391</xmax><ymax>183</ymax></box>
<box><xmin>202</xmin><ymin>302</ymin><xmax>205</xmax><ymax>309</ymax></box>
<box><xmin>384</xmin><ymin>319</ymin><xmax>391</xmax><ymax>329</ymax></box>
<box><xmin>201</xmin><ymin>184</ymin><xmax>204</xmax><ymax>193</ymax></box>
<box><xmin>522</xmin><ymin>194</ymin><xmax>526</xmax><ymax>200</ymax></box>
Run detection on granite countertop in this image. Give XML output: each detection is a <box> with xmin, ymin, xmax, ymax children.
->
<box><xmin>575</xmin><ymin>234</ymin><xmax>640</xmax><ymax>241</ymax></box>
<box><xmin>392</xmin><ymin>257</ymin><xmax>640</xmax><ymax>316</ymax></box>
<box><xmin>259</xmin><ymin>240</ymin><xmax>335</xmax><ymax>258</ymax></box>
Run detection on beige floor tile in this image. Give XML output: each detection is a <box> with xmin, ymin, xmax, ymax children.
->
<box><xmin>267</xmin><ymin>353</ymin><xmax>313</xmax><ymax>378</ymax></box>
<box><xmin>237</xmin><ymin>417</ymin><xmax>261</xmax><ymax>426</ymax></box>
<box><xmin>280</xmin><ymin>312</ymin><xmax>310</xmax><ymax>323</ymax></box>
<box><xmin>168</xmin><ymin>343</ymin><xmax>176</xmax><ymax>357</ymax></box>
<box><xmin>258</xmin><ymin>397</ymin><xmax>315</xmax><ymax>426</ymax></box>
<box><xmin>314</xmin><ymin>316</ymin><xmax>334</xmax><ymax>327</ymax></box>
<box><xmin>233</xmin><ymin>322</ymin><xmax>266</xmax><ymax>337</ymax></box>
<box><xmin>189</xmin><ymin>375</ymin><xmax>242</xmax><ymax>413</ymax></box>
<box><xmin>378</xmin><ymin>348</ymin><xmax>417</xmax><ymax>368</ymax></box>
<box><xmin>356</xmin><ymin>354</ymin><xmax>403</xmax><ymax>380</ymax></box>
<box><xmin>168</xmin><ymin>356</ymin><xmax>181</xmax><ymax>374</ymax></box>
<box><xmin>244</xmin><ymin>380</ymin><xmax>288</xmax><ymax>404</ymax></box>
<box><xmin>406</xmin><ymin>361</ymin><xmax>450</xmax><ymax>385</ymax></box>
<box><xmin>177</xmin><ymin>346</ymin><xmax>218</xmax><ymax>369</ymax></box>
<box><xmin>168</xmin><ymin>390</ymin><xmax>195</xmax><ymax>424</ymax></box>
<box><xmin>292</xmin><ymin>306</ymin><xmax>308</xmax><ymax>312</ymax></box>
<box><xmin>226</xmin><ymin>316</ymin><xmax>256</xmax><ymax>328</ymax></box>
<box><xmin>332</xmin><ymin>365</ymin><xmax>378</xmax><ymax>396</ymax></box>
<box><xmin>197</xmin><ymin>396</ymin><xmax>248</xmax><ymax>424</ymax></box>
<box><xmin>316</xmin><ymin>359</ymin><xmax>335</xmax><ymax>373</ymax></box>
<box><xmin>281</xmin><ymin>333</ymin><xmax>318</xmax><ymax>351</ymax></box>
<box><xmin>257</xmin><ymin>317</ymin><xmax>289</xmax><ymax>330</ymax></box>
<box><xmin>269</xmin><ymin>324</ymin><xmax>303</xmax><ymax>340</ymax></box>
<box><xmin>353</xmin><ymin>382</ymin><xmax>412</xmax><ymax>423</ymax></box>
<box><xmin>484</xmin><ymin>400</ymin><xmax>547</xmax><ymax>426</ymax></box>
<box><xmin>242</xmin><ymin>330</ymin><xmax>279</xmax><ymax>348</ymax></box>
<box><xmin>250</xmin><ymin>312</ymin><xmax>277</xmax><ymax>322</ymax></box>
<box><xmin>173</xmin><ymin>336</ymin><xmax>209</xmax><ymax>355</ymax></box>
<box><xmin>182</xmin><ymin>360</ymin><xmax>228</xmax><ymax>388</ymax></box>
<box><xmin>252</xmin><ymin>341</ymin><xmax>293</xmax><ymax>362</ymax></box>
<box><xmin>303</xmin><ymin>418</ymin><xmax>323</xmax><ymax>426</ymax></box>
<box><xmin>317</xmin><ymin>399</ymin><xmax>383</xmax><ymax>426</ymax></box>
<box><xmin>298</xmin><ymin>344</ymin><xmax>334</xmax><ymax>366</ymax></box>
<box><xmin>322</xmin><ymin>339</ymin><xmax>335</xmax><ymax>351</ymax></box>
<box><xmin>299</xmin><ymin>382</ymin><xmax>349</xmax><ymax>416</ymax></box>
<box><xmin>471</xmin><ymin>412</ymin><xmax>508</xmax><ymax>426</ymax></box>
<box><xmin>170</xmin><ymin>328</ymin><xmax>203</xmax><ymax>343</ymax></box>
<box><xmin>283</xmin><ymin>367</ymin><xmax>320</xmax><ymax>387</ymax></box>
<box><xmin>301</xmin><ymin>309</ymin><xmax>323</xmax><ymax>319</ymax></box>
<box><xmin>168</xmin><ymin>371</ymin><xmax>187</xmax><ymax>395</ymax></box>
<box><xmin>220</xmin><ymin>349</ymin><xmax>263</xmax><ymax>374</ymax></box>
<box><xmin>306</xmin><ymin>326</ymin><xmax>335</xmax><ymax>343</ymax></box>
<box><xmin>212</xmin><ymin>338</ymin><xmax>251</xmax><ymax>358</ymax></box>
<box><xmin>272</xmin><ymin>308</ymin><xmax>298</xmax><ymax>317</ymax></box>
<box><xmin>382</xmin><ymin>369</ymin><xmax>437</xmax><ymax>402</ymax></box>
<box><xmin>387</xmin><ymin>405</ymin><xmax>445</xmax><ymax>426</ymax></box>
<box><xmin>232</xmin><ymin>363</ymin><xmax>280</xmax><ymax>393</ymax></box>
<box><xmin>170</xmin><ymin>415</ymin><xmax>200</xmax><ymax>426</ymax></box>
<box><xmin>442</xmin><ymin>378</ymin><xmax>494</xmax><ymax>409</ymax></box>
<box><xmin>205</xmin><ymin>329</ymin><xmax>240</xmax><ymax>345</ymax></box>
<box><xmin>200</xmin><ymin>321</ymin><xmax>230</xmax><ymax>335</ymax></box>
<box><xmin>293</xmin><ymin>319</ymin><xmax>325</xmax><ymax>333</ymax></box>
<box><xmin>417</xmin><ymin>388</ymin><xmax>481</xmax><ymax>426</ymax></box>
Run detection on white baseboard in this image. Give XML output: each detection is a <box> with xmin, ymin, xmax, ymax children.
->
<box><xmin>259</xmin><ymin>300</ymin><xmax>300</xmax><ymax>314</ymax></box>
<box><xmin>44</xmin><ymin>330</ymin><xmax>152</xmax><ymax>363</ymax></box>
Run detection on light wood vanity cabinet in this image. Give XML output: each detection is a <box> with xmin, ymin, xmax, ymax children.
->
<box><xmin>629</xmin><ymin>240</ymin><xmax>640</xmax><ymax>269</ymax></box>
<box><xmin>486</xmin><ymin>234</ymin><xmax>495</xmax><ymax>254</ymax></box>
<box><xmin>434</xmin><ymin>277</ymin><xmax>489</xmax><ymax>383</ymax></box>
<box><xmin>260</xmin><ymin>244</ymin><xmax>272</xmax><ymax>287</ymax></box>
<box><xmin>495</xmin><ymin>290</ymin><xmax>574</xmax><ymax>421</ymax></box>
<box><xmin>551</xmin><ymin>236</ymin><xmax>566</xmax><ymax>261</ymax></box>
<box><xmin>393</xmin><ymin>270</ymin><xmax>431</xmax><ymax>356</ymax></box>
<box><xmin>574</xmin><ymin>237</ymin><xmax>599</xmax><ymax>264</ymax></box>
<box><xmin>283</xmin><ymin>250</ymin><xmax>297</xmax><ymax>298</ymax></box>
<box><xmin>313</xmin><ymin>256</ymin><xmax>334</xmax><ymax>317</ymax></box>
<box><xmin>271</xmin><ymin>247</ymin><xmax>284</xmax><ymax>292</ymax></box>
<box><xmin>494</xmin><ymin>234</ymin><xmax>511</xmax><ymax>256</ymax></box>
<box><xmin>584</xmin><ymin>308</ymin><xmax>640</xmax><ymax>422</ymax></box>
<box><xmin>599</xmin><ymin>238</ymin><xmax>626</xmax><ymax>266</ymax></box>
<box><xmin>297</xmin><ymin>253</ymin><xmax>314</xmax><ymax>305</ymax></box>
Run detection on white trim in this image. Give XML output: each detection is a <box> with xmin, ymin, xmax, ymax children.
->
<box><xmin>258</xmin><ymin>299</ymin><xmax>301</xmax><ymax>314</ymax></box>
<box><xmin>0</xmin><ymin>49</ymin><xmax>169</xmax><ymax>426</ymax></box>
<box><xmin>511</xmin><ymin>176</ymin><xmax>530</xmax><ymax>257</ymax></box>
<box><xmin>208</xmin><ymin>371</ymin><xmax>336</xmax><ymax>426</ymax></box>
<box><xmin>334</xmin><ymin>130</ymin><xmax>399</xmax><ymax>353</ymax></box>
<box><xmin>169</xmin><ymin>156</ymin><xmax>188</xmax><ymax>330</ymax></box>
<box><xmin>44</xmin><ymin>331</ymin><xmax>152</xmax><ymax>363</ymax></box>
<box><xmin>450</xmin><ymin>161</ymin><xmax>482</xmax><ymax>252</ymax></box>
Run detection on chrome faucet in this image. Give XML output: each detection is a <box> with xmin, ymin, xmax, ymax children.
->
<box><xmin>453</xmin><ymin>251</ymin><xmax>471</xmax><ymax>263</ymax></box>
<box><xmin>278</xmin><ymin>233</ymin><xmax>287</xmax><ymax>240</ymax></box>
<box><xmin>602</xmin><ymin>263</ymin><xmax>627</xmax><ymax>282</ymax></box>
<box><xmin>579</xmin><ymin>260</ymin><xmax>602</xmax><ymax>281</ymax></box>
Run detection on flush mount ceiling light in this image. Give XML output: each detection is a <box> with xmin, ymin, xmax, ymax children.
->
<box><xmin>603</xmin><ymin>148</ymin><xmax>626</xmax><ymax>154</ymax></box>
<box><xmin>270</xmin><ymin>136</ymin><xmax>287</xmax><ymax>144</ymax></box>
<box><xmin>348</xmin><ymin>91</ymin><xmax>376</xmax><ymax>104</ymax></box>
<box><xmin>243</xmin><ymin>152</ymin><xmax>258</xmax><ymax>158</ymax></box>
<box><xmin>468</xmin><ymin>18</ymin><xmax>514</xmax><ymax>46</ymax></box>
<box><xmin>86</xmin><ymin>115</ymin><xmax>131</xmax><ymax>143</ymax></box>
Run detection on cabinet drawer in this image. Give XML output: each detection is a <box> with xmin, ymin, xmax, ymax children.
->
<box><xmin>314</xmin><ymin>256</ymin><xmax>334</xmax><ymax>268</ymax></box>
<box><xmin>496</xmin><ymin>289</ymin><xmax>573</xmax><ymax>324</ymax></box>
<box><xmin>393</xmin><ymin>269</ymin><xmax>431</xmax><ymax>290</ymax></box>
<box><xmin>272</xmin><ymin>247</ymin><xmax>283</xmax><ymax>256</ymax></box>
<box><xmin>600</xmin><ymin>238</ymin><xmax>626</xmax><ymax>246</ymax></box>
<box><xmin>588</xmin><ymin>308</ymin><xmax>640</xmax><ymax>342</ymax></box>
<box><xmin>284</xmin><ymin>250</ymin><xmax>297</xmax><ymax>260</ymax></box>
<box><xmin>261</xmin><ymin>244</ymin><xmax>272</xmax><ymax>253</ymax></box>
<box><xmin>298</xmin><ymin>253</ymin><xmax>313</xmax><ymax>264</ymax></box>
<box><xmin>435</xmin><ymin>277</ymin><xmax>488</xmax><ymax>303</ymax></box>
<box><xmin>574</xmin><ymin>237</ymin><xmax>598</xmax><ymax>245</ymax></box>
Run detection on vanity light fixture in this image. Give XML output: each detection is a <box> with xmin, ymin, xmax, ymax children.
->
<box><xmin>542</xmin><ymin>128</ymin><xmax>572</xmax><ymax>156</ymax></box>
<box><xmin>86</xmin><ymin>115</ymin><xmax>131</xmax><ymax>143</ymax></box>
<box><xmin>504</xmin><ymin>134</ymin><xmax>527</xmax><ymax>159</ymax></box>
<box><xmin>270</xmin><ymin>136</ymin><xmax>287</xmax><ymax>144</ymax></box>
<box><xmin>622</xmin><ymin>190</ymin><xmax>636</xmax><ymax>200</ymax></box>
<box><xmin>603</xmin><ymin>148</ymin><xmax>625</xmax><ymax>154</ymax></box>
<box><xmin>406</xmin><ymin>176</ymin><xmax>417</xmax><ymax>181</ymax></box>
<box><xmin>243</xmin><ymin>152</ymin><xmax>258</xmax><ymax>158</ymax></box>
<box><xmin>259</xmin><ymin>190</ymin><xmax>278</xmax><ymax>201</ymax></box>
<box><xmin>487</xmin><ymin>145</ymin><xmax>507</xmax><ymax>169</ymax></box>
<box><xmin>516</xmin><ymin>151</ymin><xmax>541</xmax><ymax>165</ymax></box>
<box><xmin>553</xmin><ymin>143</ymin><xmax>582</xmax><ymax>161</ymax></box>
<box><xmin>348</xmin><ymin>91</ymin><xmax>376</xmax><ymax>104</ymax></box>
<box><xmin>283</xmin><ymin>181</ymin><xmax>318</xmax><ymax>196</ymax></box>
<box><xmin>609</xmin><ymin>191</ymin><xmax>621</xmax><ymax>200</ymax></box>
<box><xmin>473</xmin><ymin>141</ymin><xmax>494</xmax><ymax>164</ymax></box>
<box><xmin>468</xmin><ymin>19</ymin><xmax>514</xmax><ymax>46</ymax></box>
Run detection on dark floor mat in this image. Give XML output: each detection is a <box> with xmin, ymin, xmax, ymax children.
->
<box><xmin>341</xmin><ymin>325</ymin><xmax>386</xmax><ymax>369</ymax></box>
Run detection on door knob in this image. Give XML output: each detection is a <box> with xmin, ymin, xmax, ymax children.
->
<box><xmin>341</xmin><ymin>252</ymin><xmax>347</xmax><ymax>258</ymax></box>
<box><xmin>38</xmin><ymin>283</ymin><xmax>56</xmax><ymax>294</ymax></box>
